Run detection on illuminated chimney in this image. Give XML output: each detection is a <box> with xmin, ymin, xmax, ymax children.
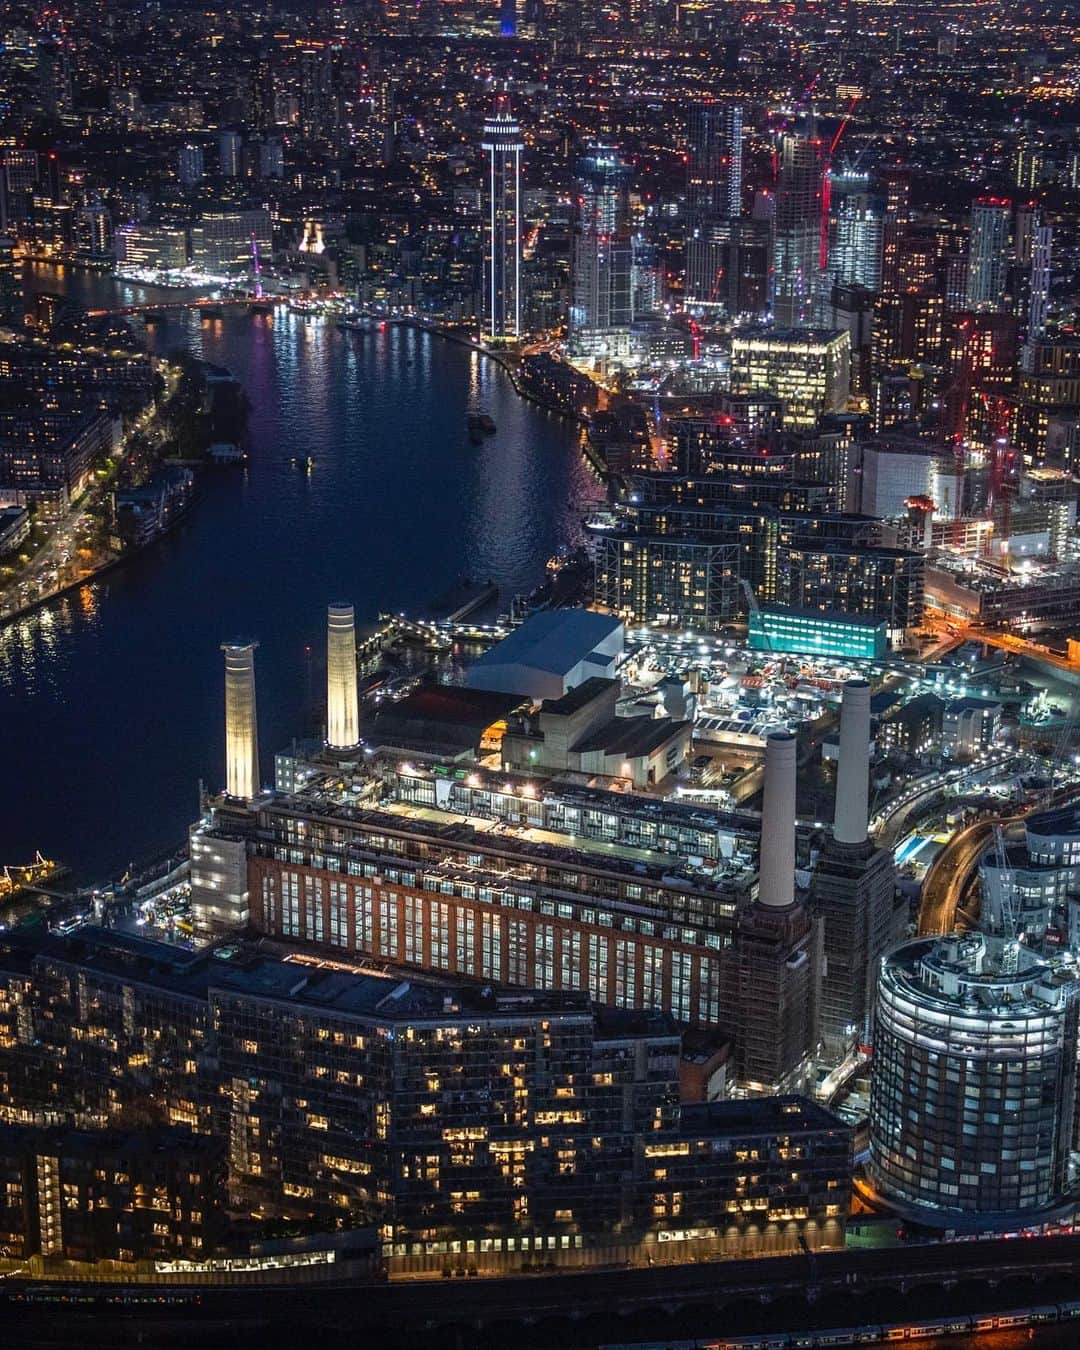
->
<box><xmin>835</xmin><ymin>679</ymin><xmax>871</xmax><ymax>846</ymax></box>
<box><xmin>222</xmin><ymin>641</ymin><xmax>259</xmax><ymax>800</ymax></box>
<box><xmin>326</xmin><ymin>603</ymin><xmax>360</xmax><ymax>750</ymax></box>
<box><xmin>759</xmin><ymin>730</ymin><xmax>797</xmax><ymax>909</ymax></box>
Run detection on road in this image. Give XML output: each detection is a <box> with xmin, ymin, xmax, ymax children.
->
<box><xmin>917</xmin><ymin>817</ymin><xmax>999</xmax><ymax>935</ymax></box>
<box><xmin>917</xmin><ymin>783</ymin><xmax>1080</xmax><ymax>936</ymax></box>
<box><xmin>871</xmin><ymin>751</ymin><xmax>1023</xmax><ymax>849</ymax></box>
<box><xmin>0</xmin><ymin>380</ymin><xmax>175</xmax><ymax>623</ymax></box>
<box><xmin>924</xmin><ymin>615</ymin><xmax>1080</xmax><ymax>678</ymax></box>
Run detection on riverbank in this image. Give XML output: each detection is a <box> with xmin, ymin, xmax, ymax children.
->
<box><xmin>410</xmin><ymin>321</ymin><xmax>614</xmax><ymax>480</ymax></box>
<box><xmin>2</xmin><ymin>292</ymin><xmax>600</xmax><ymax>881</ymax></box>
<box><xmin>0</xmin><ymin>354</ymin><xmax>244</xmax><ymax>629</ymax></box>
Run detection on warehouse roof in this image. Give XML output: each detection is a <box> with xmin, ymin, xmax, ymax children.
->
<box><xmin>466</xmin><ymin>610</ymin><xmax>622</xmax><ymax>682</ymax></box>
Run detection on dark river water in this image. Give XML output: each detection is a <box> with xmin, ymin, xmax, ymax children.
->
<box><xmin>2</xmin><ymin>265</ymin><xmax>601</xmax><ymax>881</ymax></box>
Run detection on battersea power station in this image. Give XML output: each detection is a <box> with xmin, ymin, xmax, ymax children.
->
<box><xmin>72</xmin><ymin>602</ymin><xmax>910</xmax><ymax>1275</ymax></box>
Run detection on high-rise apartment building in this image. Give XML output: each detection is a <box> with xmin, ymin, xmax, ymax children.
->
<box><xmin>773</xmin><ymin>132</ymin><xmax>827</xmax><ymax>327</ymax></box>
<box><xmin>218</xmin><ymin>130</ymin><xmax>242</xmax><ymax>178</ymax></box>
<box><xmin>730</xmin><ymin>328</ymin><xmax>851</xmax><ymax>430</ymax></box>
<box><xmin>964</xmin><ymin>197</ymin><xmax>1012</xmax><ymax>313</ymax></box>
<box><xmin>0</xmin><ymin>237</ymin><xmax>22</xmax><ymax>326</ymax></box>
<box><xmin>685</xmin><ymin>216</ymin><xmax>770</xmax><ymax>316</ymax></box>
<box><xmin>569</xmin><ymin>145</ymin><xmax>633</xmax><ymax>355</ymax></box>
<box><xmin>879</xmin><ymin>168</ymin><xmax>910</xmax><ymax>295</ymax></box>
<box><xmin>1013</xmin><ymin>204</ymin><xmax>1052</xmax><ymax>355</ymax></box>
<box><xmin>481</xmin><ymin>95</ymin><xmax>524</xmax><ymax>341</ymax></box>
<box><xmin>828</xmin><ymin>174</ymin><xmax>883</xmax><ymax>293</ymax></box>
<box><xmin>686</xmin><ymin>101</ymin><xmax>742</xmax><ymax>223</ymax></box>
<box><xmin>1015</xmin><ymin>339</ymin><xmax>1080</xmax><ymax>467</ymax></box>
<box><xmin>869</xmin><ymin>934</ymin><xmax>1079</xmax><ymax>1229</ymax></box>
<box><xmin>177</xmin><ymin>142</ymin><xmax>204</xmax><ymax>189</ymax></box>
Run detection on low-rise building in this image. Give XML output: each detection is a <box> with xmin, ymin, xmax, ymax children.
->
<box><xmin>464</xmin><ymin>609</ymin><xmax>625</xmax><ymax>702</ymax></box>
<box><xmin>942</xmin><ymin>696</ymin><xmax>1002</xmax><ymax>759</ymax></box>
<box><xmin>501</xmin><ymin>676</ymin><xmax>691</xmax><ymax>788</ymax></box>
<box><xmin>748</xmin><ymin>604</ymin><xmax>887</xmax><ymax>661</ymax></box>
<box><xmin>0</xmin><ymin>503</ymin><xmax>29</xmax><ymax>553</ymax></box>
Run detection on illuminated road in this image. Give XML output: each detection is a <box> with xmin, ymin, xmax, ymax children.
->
<box><xmin>924</xmin><ymin>615</ymin><xmax>1080</xmax><ymax>678</ymax></box>
<box><xmin>918</xmin><ymin>786</ymin><xmax>1080</xmax><ymax>936</ymax></box>
<box><xmin>917</xmin><ymin>818</ymin><xmax>999</xmax><ymax>936</ymax></box>
<box><xmin>872</xmin><ymin>751</ymin><xmax>1023</xmax><ymax>849</ymax></box>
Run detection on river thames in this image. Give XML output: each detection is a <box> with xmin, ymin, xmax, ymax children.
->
<box><xmin>1</xmin><ymin>266</ymin><xmax>602</xmax><ymax>881</ymax></box>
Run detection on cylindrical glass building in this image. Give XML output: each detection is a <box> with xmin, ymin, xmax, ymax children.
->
<box><xmin>869</xmin><ymin>933</ymin><xmax>1079</xmax><ymax>1225</ymax></box>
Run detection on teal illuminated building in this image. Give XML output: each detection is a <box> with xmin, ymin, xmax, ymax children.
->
<box><xmin>748</xmin><ymin>604</ymin><xmax>887</xmax><ymax>660</ymax></box>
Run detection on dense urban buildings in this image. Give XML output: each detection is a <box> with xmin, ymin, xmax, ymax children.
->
<box><xmin>3</xmin><ymin>0</ymin><xmax>1080</xmax><ymax>1311</ymax></box>
<box><xmin>0</xmin><ymin>925</ymin><xmax>851</xmax><ymax>1273</ymax></box>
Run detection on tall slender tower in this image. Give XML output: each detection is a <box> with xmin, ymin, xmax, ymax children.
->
<box><xmin>964</xmin><ymin>197</ymin><xmax>1012</xmax><ymax>313</ymax></box>
<box><xmin>481</xmin><ymin>95</ymin><xmax>524</xmax><ymax>341</ymax></box>
<box><xmin>687</xmin><ymin>101</ymin><xmax>743</xmax><ymax>224</ymax></box>
<box><xmin>879</xmin><ymin>168</ymin><xmax>910</xmax><ymax>295</ymax></box>
<box><xmin>569</xmin><ymin>144</ymin><xmax>634</xmax><ymax>351</ymax></box>
<box><xmin>326</xmin><ymin>603</ymin><xmax>360</xmax><ymax>751</ymax></box>
<box><xmin>1013</xmin><ymin>203</ymin><xmax>1051</xmax><ymax>361</ymax></box>
<box><xmin>773</xmin><ymin>130</ymin><xmax>828</xmax><ymax>327</ymax></box>
<box><xmin>758</xmin><ymin>730</ymin><xmax>797</xmax><ymax>911</ymax></box>
<box><xmin>828</xmin><ymin>172</ymin><xmax>883</xmax><ymax>293</ymax></box>
<box><xmin>222</xmin><ymin>641</ymin><xmax>260</xmax><ymax>800</ymax></box>
<box><xmin>833</xmin><ymin>678</ymin><xmax>871</xmax><ymax>846</ymax></box>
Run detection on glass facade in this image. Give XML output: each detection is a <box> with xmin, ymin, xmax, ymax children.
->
<box><xmin>868</xmin><ymin>935</ymin><xmax>1080</xmax><ymax>1223</ymax></box>
<box><xmin>748</xmin><ymin>605</ymin><xmax>887</xmax><ymax>660</ymax></box>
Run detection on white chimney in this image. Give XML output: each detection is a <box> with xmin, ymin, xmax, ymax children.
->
<box><xmin>222</xmin><ymin>641</ymin><xmax>259</xmax><ymax>800</ymax></box>
<box><xmin>759</xmin><ymin>730</ymin><xmax>797</xmax><ymax>909</ymax></box>
<box><xmin>834</xmin><ymin>679</ymin><xmax>871</xmax><ymax>846</ymax></box>
<box><xmin>326</xmin><ymin>603</ymin><xmax>360</xmax><ymax>750</ymax></box>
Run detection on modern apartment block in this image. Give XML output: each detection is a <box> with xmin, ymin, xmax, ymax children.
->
<box><xmin>0</xmin><ymin>928</ymin><xmax>850</xmax><ymax>1273</ymax></box>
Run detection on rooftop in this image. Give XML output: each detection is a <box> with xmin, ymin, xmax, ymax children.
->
<box><xmin>370</xmin><ymin>682</ymin><xmax>524</xmax><ymax>754</ymax></box>
<box><xmin>466</xmin><ymin>609</ymin><xmax>622</xmax><ymax>682</ymax></box>
<box><xmin>679</xmin><ymin>1095</ymin><xmax>848</xmax><ymax>1137</ymax></box>
<box><xmin>573</xmin><ymin>715</ymin><xmax>691</xmax><ymax>758</ymax></box>
<box><xmin>757</xmin><ymin>603</ymin><xmax>887</xmax><ymax>630</ymax></box>
<box><xmin>540</xmin><ymin>676</ymin><xmax>617</xmax><ymax>717</ymax></box>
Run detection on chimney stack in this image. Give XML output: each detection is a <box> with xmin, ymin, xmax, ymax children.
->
<box><xmin>834</xmin><ymin>679</ymin><xmax>871</xmax><ymax>846</ymax></box>
<box><xmin>326</xmin><ymin>603</ymin><xmax>360</xmax><ymax>750</ymax></box>
<box><xmin>759</xmin><ymin>730</ymin><xmax>797</xmax><ymax>909</ymax></box>
<box><xmin>222</xmin><ymin>641</ymin><xmax>259</xmax><ymax>800</ymax></box>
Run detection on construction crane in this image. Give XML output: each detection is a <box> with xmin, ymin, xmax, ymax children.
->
<box><xmin>740</xmin><ymin>577</ymin><xmax>777</xmax><ymax>658</ymax></box>
<box><xmin>0</xmin><ymin>852</ymin><xmax>60</xmax><ymax>901</ymax></box>
<box><xmin>1038</xmin><ymin>704</ymin><xmax>1079</xmax><ymax>805</ymax></box>
<box><xmin>992</xmin><ymin>823</ymin><xmax>1021</xmax><ymax>973</ymax></box>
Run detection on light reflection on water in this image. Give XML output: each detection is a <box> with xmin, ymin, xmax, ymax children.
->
<box><xmin>4</xmin><ymin>268</ymin><xmax>602</xmax><ymax>880</ymax></box>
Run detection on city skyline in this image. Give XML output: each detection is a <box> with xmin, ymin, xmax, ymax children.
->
<box><xmin>0</xmin><ymin>0</ymin><xmax>1079</xmax><ymax>1341</ymax></box>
